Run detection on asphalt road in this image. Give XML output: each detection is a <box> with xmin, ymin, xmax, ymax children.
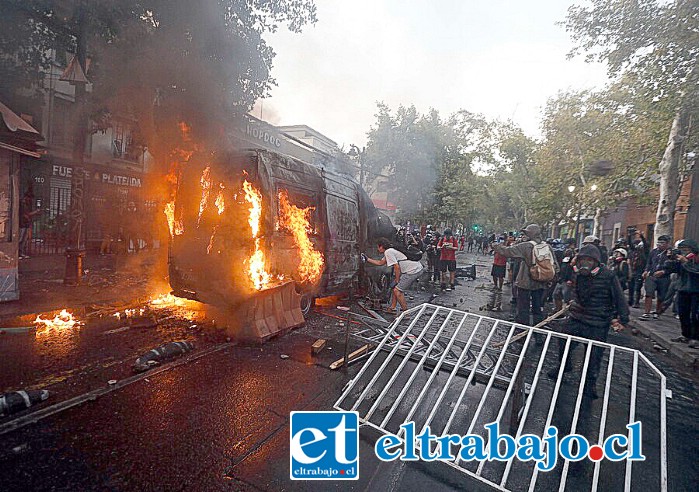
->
<box><xmin>1</xmin><ymin>252</ymin><xmax>697</xmax><ymax>491</ymax></box>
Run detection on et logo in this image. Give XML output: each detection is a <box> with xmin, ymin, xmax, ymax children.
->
<box><xmin>289</xmin><ymin>411</ymin><xmax>359</xmax><ymax>480</ymax></box>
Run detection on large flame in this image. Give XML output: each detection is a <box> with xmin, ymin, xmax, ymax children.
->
<box><xmin>243</xmin><ymin>180</ymin><xmax>271</xmax><ymax>290</ymax></box>
<box><xmin>278</xmin><ymin>191</ymin><xmax>324</xmax><ymax>284</ymax></box>
<box><xmin>164</xmin><ymin>201</ymin><xmax>184</xmax><ymax>237</ymax></box>
<box><xmin>198</xmin><ymin>166</ymin><xmax>213</xmax><ymax>226</ymax></box>
<box><xmin>35</xmin><ymin>309</ymin><xmax>83</xmax><ymax>336</ymax></box>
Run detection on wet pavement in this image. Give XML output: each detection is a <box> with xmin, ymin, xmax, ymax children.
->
<box><xmin>0</xmin><ymin>251</ymin><xmax>697</xmax><ymax>491</ymax></box>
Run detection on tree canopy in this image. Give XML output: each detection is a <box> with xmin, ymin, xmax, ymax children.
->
<box><xmin>0</xmin><ymin>0</ymin><xmax>317</xmax><ymax>155</ymax></box>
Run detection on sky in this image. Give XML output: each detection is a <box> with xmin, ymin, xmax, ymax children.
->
<box><xmin>258</xmin><ymin>0</ymin><xmax>610</xmax><ymax>149</ymax></box>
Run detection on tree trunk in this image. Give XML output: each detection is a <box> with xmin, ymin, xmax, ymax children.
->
<box><xmin>654</xmin><ymin>107</ymin><xmax>690</xmax><ymax>239</ymax></box>
<box><xmin>593</xmin><ymin>208</ymin><xmax>602</xmax><ymax>238</ymax></box>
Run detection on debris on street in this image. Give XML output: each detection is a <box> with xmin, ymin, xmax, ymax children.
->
<box><xmin>311</xmin><ymin>339</ymin><xmax>326</xmax><ymax>355</ymax></box>
<box><xmin>133</xmin><ymin>341</ymin><xmax>195</xmax><ymax>373</ymax></box>
<box><xmin>329</xmin><ymin>344</ymin><xmax>373</xmax><ymax>370</ymax></box>
<box><xmin>0</xmin><ymin>390</ymin><xmax>50</xmax><ymax>416</ymax></box>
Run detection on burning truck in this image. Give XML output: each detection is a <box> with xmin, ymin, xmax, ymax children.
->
<box><xmin>166</xmin><ymin>148</ymin><xmax>394</xmax><ymax>338</ymax></box>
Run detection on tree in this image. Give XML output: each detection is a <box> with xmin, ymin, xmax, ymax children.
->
<box><xmin>0</xmin><ymin>0</ymin><xmax>318</xmax><ymax>155</ymax></box>
<box><xmin>364</xmin><ymin>104</ymin><xmax>442</xmax><ymax>220</ymax></box>
<box><xmin>566</xmin><ymin>0</ymin><xmax>699</xmax><ymax>239</ymax></box>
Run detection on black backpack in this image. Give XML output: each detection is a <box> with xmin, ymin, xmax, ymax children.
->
<box><xmin>393</xmin><ymin>242</ymin><xmax>424</xmax><ymax>261</ymax></box>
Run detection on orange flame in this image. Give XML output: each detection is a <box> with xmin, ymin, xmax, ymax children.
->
<box><xmin>150</xmin><ymin>293</ymin><xmax>187</xmax><ymax>307</ymax></box>
<box><xmin>215</xmin><ymin>185</ymin><xmax>225</xmax><ymax>215</ymax></box>
<box><xmin>243</xmin><ymin>180</ymin><xmax>271</xmax><ymax>290</ymax></box>
<box><xmin>198</xmin><ymin>166</ymin><xmax>213</xmax><ymax>226</ymax></box>
<box><xmin>113</xmin><ymin>308</ymin><xmax>146</xmax><ymax>320</ymax></box>
<box><xmin>207</xmin><ymin>225</ymin><xmax>219</xmax><ymax>255</ymax></box>
<box><xmin>278</xmin><ymin>191</ymin><xmax>324</xmax><ymax>284</ymax></box>
<box><xmin>35</xmin><ymin>309</ymin><xmax>83</xmax><ymax>336</ymax></box>
<box><xmin>164</xmin><ymin>201</ymin><xmax>183</xmax><ymax>237</ymax></box>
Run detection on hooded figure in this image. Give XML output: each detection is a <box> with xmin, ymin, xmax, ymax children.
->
<box><xmin>492</xmin><ymin>223</ymin><xmax>559</xmax><ymax>327</ymax></box>
<box><xmin>548</xmin><ymin>243</ymin><xmax>629</xmax><ymax>398</ymax></box>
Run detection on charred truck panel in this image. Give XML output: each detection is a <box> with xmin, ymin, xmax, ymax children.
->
<box><xmin>168</xmin><ymin>149</ymin><xmax>393</xmax><ymax>308</ymax></box>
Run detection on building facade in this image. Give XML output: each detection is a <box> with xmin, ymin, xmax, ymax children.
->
<box><xmin>17</xmin><ymin>50</ymin><xmax>156</xmax><ymax>256</ymax></box>
<box><xmin>0</xmin><ymin>100</ymin><xmax>42</xmax><ymax>300</ymax></box>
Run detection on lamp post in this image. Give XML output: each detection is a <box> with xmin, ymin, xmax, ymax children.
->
<box><xmin>64</xmin><ymin>0</ymin><xmax>89</xmax><ymax>285</ymax></box>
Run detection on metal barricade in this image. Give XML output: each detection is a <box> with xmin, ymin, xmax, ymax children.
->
<box><xmin>335</xmin><ymin>303</ymin><xmax>668</xmax><ymax>492</ymax></box>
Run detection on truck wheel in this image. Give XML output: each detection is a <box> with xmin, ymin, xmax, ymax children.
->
<box><xmin>300</xmin><ymin>294</ymin><xmax>315</xmax><ymax>317</ymax></box>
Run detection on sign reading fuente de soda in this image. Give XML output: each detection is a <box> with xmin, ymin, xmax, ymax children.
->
<box><xmin>52</xmin><ymin>165</ymin><xmax>141</xmax><ymax>188</ymax></box>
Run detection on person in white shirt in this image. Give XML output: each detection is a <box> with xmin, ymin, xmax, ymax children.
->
<box><xmin>365</xmin><ymin>237</ymin><xmax>424</xmax><ymax>314</ymax></box>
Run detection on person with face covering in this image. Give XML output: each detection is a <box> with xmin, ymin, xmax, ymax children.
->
<box><xmin>640</xmin><ymin>234</ymin><xmax>673</xmax><ymax>320</ymax></box>
<box><xmin>664</xmin><ymin>239</ymin><xmax>699</xmax><ymax>348</ymax></box>
<box><xmin>491</xmin><ymin>224</ymin><xmax>559</xmax><ymax>326</ymax></box>
<box><xmin>547</xmin><ymin>244</ymin><xmax>629</xmax><ymax>398</ymax></box>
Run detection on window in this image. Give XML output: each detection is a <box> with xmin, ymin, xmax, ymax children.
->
<box><xmin>276</xmin><ymin>187</ymin><xmax>319</xmax><ymax>234</ymax></box>
<box><xmin>113</xmin><ymin>122</ymin><xmax>136</xmax><ymax>161</ymax></box>
<box><xmin>613</xmin><ymin>222</ymin><xmax>621</xmax><ymax>244</ymax></box>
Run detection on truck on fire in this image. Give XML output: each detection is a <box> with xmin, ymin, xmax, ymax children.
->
<box><xmin>167</xmin><ymin>149</ymin><xmax>395</xmax><ymax>316</ymax></box>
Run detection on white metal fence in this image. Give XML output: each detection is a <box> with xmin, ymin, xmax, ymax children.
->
<box><xmin>335</xmin><ymin>303</ymin><xmax>669</xmax><ymax>491</ymax></box>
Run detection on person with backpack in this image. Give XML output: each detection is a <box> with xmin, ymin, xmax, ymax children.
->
<box><xmin>438</xmin><ymin>228</ymin><xmax>459</xmax><ymax>291</ymax></box>
<box><xmin>491</xmin><ymin>224</ymin><xmax>559</xmax><ymax>326</ymax></box>
<box><xmin>364</xmin><ymin>237</ymin><xmax>424</xmax><ymax>314</ymax></box>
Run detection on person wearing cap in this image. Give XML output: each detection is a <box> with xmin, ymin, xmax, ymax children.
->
<box><xmin>582</xmin><ymin>235</ymin><xmax>608</xmax><ymax>265</ymax></box>
<box><xmin>547</xmin><ymin>244</ymin><xmax>629</xmax><ymax>398</ymax></box>
<box><xmin>640</xmin><ymin>234</ymin><xmax>673</xmax><ymax>320</ymax></box>
<box><xmin>491</xmin><ymin>224</ymin><xmax>559</xmax><ymax>326</ymax></box>
<box><xmin>664</xmin><ymin>239</ymin><xmax>699</xmax><ymax>347</ymax></box>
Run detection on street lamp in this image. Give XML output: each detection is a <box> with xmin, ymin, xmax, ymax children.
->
<box><xmin>568</xmin><ymin>185</ymin><xmax>576</xmax><ymax>193</ymax></box>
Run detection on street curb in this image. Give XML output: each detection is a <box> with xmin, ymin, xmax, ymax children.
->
<box><xmin>628</xmin><ymin>318</ymin><xmax>698</xmax><ymax>368</ymax></box>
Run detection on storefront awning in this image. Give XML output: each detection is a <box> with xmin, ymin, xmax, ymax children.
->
<box><xmin>0</xmin><ymin>101</ymin><xmax>40</xmax><ymax>135</ymax></box>
<box><xmin>0</xmin><ymin>99</ymin><xmax>43</xmax><ymax>158</ymax></box>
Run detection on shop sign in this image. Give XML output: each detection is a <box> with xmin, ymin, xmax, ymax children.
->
<box><xmin>245</xmin><ymin>123</ymin><xmax>282</xmax><ymax>148</ymax></box>
<box><xmin>51</xmin><ymin>165</ymin><xmax>141</xmax><ymax>188</ymax></box>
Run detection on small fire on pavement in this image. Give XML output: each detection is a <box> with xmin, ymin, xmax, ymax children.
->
<box><xmin>150</xmin><ymin>293</ymin><xmax>187</xmax><ymax>307</ymax></box>
<box><xmin>112</xmin><ymin>308</ymin><xmax>146</xmax><ymax>320</ymax></box>
<box><xmin>34</xmin><ymin>309</ymin><xmax>83</xmax><ymax>336</ymax></box>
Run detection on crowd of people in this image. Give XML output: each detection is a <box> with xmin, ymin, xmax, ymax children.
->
<box><xmin>364</xmin><ymin>223</ymin><xmax>699</xmax><ymax>357</ymax></box>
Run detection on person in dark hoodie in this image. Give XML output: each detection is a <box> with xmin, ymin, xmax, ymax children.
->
<box><xmin>492</xmin><ymin>224</ymin><xmax>559</xmax><ymax>326</ymax></box>
<box><xmin>547</xmin><ymin>244</ymin><xmax>629</xmax><ymax>399</ymax></box>
<box><xmin>665</xmin><ymin>239</ymin><xmax>699</xmax><ymax>348</ymax></box>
